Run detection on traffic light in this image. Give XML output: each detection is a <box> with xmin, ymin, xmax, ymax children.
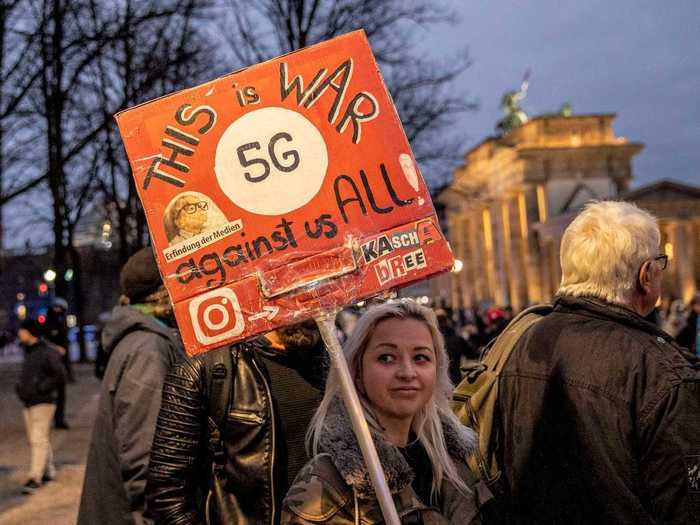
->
<box><xmin>38</xmin><ymin>282</ymin><xmax>48</xmax><ymax>295</ymax></box>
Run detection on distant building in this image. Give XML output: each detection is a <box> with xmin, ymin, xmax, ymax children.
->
<box><xmin>623</xmin><ymin>180</ymin><xmax>700</xmax><ymax>303</ymax></box>
<box><xmin>0</xmin><ymin>245</ymin><xmax>121</xmax><ymax>331</ymax></box>
<box><xmin>437</xmin><ymin>112</ymin><xmax>699</xmax><ymax>310</ymax></box>
<box><xmin>0</xmin><ymin>207</ymin><xmax>122</xmax><ymax>332</ymax></box>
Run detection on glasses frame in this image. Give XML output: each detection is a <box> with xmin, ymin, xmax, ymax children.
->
<box><xmin>637</xmin><ymin>254</ymin><xmax>668</xmax><ymax>288</ymax></box>
<box><xmin>176</xmin><ymin>200</ymin><xmax>208</xmax><ymax>218</ymax></box>
<box><xmin>652</xmin><ymin>254</ymin><xmax>668</xmax><ymax>271</ymax></box>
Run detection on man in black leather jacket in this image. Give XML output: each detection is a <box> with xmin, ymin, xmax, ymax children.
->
<box><xmin>146</xmin><ymin>322</ymin><xmax>326</xmax><ymax>525</ymax></box>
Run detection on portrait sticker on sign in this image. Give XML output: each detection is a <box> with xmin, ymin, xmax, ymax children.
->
<box><xmin>116</xmin><ymin>30</ymin><xmax>454</xmax><ymax>355</ymax></box>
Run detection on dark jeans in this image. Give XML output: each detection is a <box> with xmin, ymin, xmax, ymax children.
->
<box><xmin>54</xmin><ymin>383</ymin><xmax>66</xmax><ymax>426</ymax></box>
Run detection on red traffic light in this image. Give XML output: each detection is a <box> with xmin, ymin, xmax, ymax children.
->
<box><xmin>37</xmin><ymin>314</ymin><xmax>47</xmax><ymax>324</ymax></box>
<box><xmin>38</xmin><ymin>283</ymin><xmax>48</xmax><ymax>294</ymax></box>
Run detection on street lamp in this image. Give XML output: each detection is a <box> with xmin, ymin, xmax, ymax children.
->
<box><xmin>17</xmin><ymin>304</ymin><xmax>27</xmax><ymax>320</ymax></box>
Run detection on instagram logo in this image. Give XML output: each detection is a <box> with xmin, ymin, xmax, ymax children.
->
<box><xmin>189</xmin><ymin>288</ymin><xmax>245</xmax><ymax>345</ymax></box>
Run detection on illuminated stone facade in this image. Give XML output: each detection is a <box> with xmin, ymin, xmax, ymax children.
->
<box><xmin>623</xmin><ymin>180</ymin><xmax>700</xmax><ymax>303</ymax></box>
<box><xmin>438</xmin><ymin>113</ymin><xmax>650</xmax><ymax>310</ymax></box>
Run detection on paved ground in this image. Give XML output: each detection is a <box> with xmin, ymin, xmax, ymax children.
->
<box><xmin>0</xmin><ymin>360</ymin><xmax>100</xmax><ymax>525</ymax></box>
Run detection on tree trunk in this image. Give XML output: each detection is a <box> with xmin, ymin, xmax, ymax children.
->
<box><xmin>0</xmin><ymin>1</ymin><xmax>8</xmax><ymax>258</ymax></box>
<box><xmin>44</xmin><ymin>0</ymin><xmax>67</xmax><ymax>297</ymax></box>
<box><xmin>68</xmin><ymin>243</ymin><xmax>87</xmax><ymax>361</ymax></box>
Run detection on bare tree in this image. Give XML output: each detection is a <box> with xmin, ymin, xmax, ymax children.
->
<box><xmin>0</xmin><ymin>0</ymin><xmax>41</xmax><ymax>252</ymax></box>
<box><xmin>89</xmin><ymin>0</ymin><xmax>215</xmax><ymax>265</ymax></box>
<box><xmin>217</xmin><ymin>0</ymin><xmax>475</xmax><ymax>184</ymax></box>
<box><xmin>0</xmin><ymin>0</ymin><xmax>471</xmax><ymax>348</ymax></box>
<box><xmin>0</xmin><ymin>0</ymin><xmax>212</xmax><ymax>357</ymax></box>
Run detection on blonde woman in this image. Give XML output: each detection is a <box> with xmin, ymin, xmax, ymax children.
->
<box><xmin>282</xmin><ymin>301</ymin><xmax>492</xmax><ymax>524</ymax></box>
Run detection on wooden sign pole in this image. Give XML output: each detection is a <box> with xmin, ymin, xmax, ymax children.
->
<box><xmin>315</xmin><ymin>313</ymin><xmax>401</xmax><ymax>525</ymax></box>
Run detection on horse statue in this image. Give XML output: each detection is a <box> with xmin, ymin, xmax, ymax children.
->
<box><xmin>496</xmin><ymin>70</ymin><xmax>530</xmax><ymax>134</ymax></box>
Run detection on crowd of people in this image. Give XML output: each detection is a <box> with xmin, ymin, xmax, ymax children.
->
<box><xmin>11</xmin><ymin>200</ymin><xmax>700</xmax><ymax>524</ymax></box>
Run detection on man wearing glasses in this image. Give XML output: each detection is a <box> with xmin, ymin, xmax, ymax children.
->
<box><xmin>166</xmin><ymin>194</ymin><xmax>210</xmax><ymax>245</ymax></box>
<box><xmin>496</xmin><ymin>201</ymin><xmax>700</xmax><ymax>524</ymax></box>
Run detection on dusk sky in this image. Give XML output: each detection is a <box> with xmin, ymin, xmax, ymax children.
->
<box><xmin>5</xmin><ymin>1</ymin><xmax>699</xmax><ymax>247</ymax></box>
<box><xmin>434</xmin><ymin>0</ymin><xmax>699</xmax><ymax>187</ymax></box>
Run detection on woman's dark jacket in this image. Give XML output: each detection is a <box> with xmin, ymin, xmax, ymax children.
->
<box><xmin>16</xmin><ymin>338</ymin><xmax>66</xmax><ymax>406</ymax></box>
<box><xmin>146</xmin><ymin>337</ymin><xmax>326</xmax><ymax>525</ymax></box>
<box><xmin>281</xmin><ymin>401</ymin><xmax>492</xmax><ymax>524</ymax></box>
<box><xmin>499</xmin><ymin>295</ymin><xmax>700</xmax><ymax>524</ymax></box>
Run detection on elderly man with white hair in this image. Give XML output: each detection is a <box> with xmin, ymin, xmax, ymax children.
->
<box><xmin>497</xmin><ymin>201</ymin><xmax>700</xmax><ymax>524</ymax></box>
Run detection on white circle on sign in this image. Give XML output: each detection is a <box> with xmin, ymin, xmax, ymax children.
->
<box><xmin>203</xmin><ymin>302</ymin><xmax>230</xmax><ymax>330</ymax></box>
<box><xmin>215</xmin><ymin>107</ymin><xmax>328</xmax><ymax>215</ymax></box>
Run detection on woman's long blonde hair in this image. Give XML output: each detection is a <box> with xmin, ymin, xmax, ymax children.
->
<box><xmin>307</xmin><ymin>300</ymin><xmax>469</xmax><ymax>497</ymax></box>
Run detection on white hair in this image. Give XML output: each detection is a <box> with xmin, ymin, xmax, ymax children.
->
<box><xmin>307</xmin><ymin>300</ymin><xmax>469</xmax><ymax>498</ymax></box>
<box><xmin>557</xmin><ymin>200</ymin><xmax>660</xmax><ymax>305</ymax></box>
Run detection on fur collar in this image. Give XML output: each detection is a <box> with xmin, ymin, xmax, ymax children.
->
<box><xmin>318</xmin><ymin>399</ymin><xmax>477</xmax><ymax>499</ymax></box>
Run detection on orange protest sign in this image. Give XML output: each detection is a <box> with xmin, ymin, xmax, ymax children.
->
<box><xmin>116</xmin><ymin>30</ymin><xmax>454</xmax><ymax>355</ymax></box>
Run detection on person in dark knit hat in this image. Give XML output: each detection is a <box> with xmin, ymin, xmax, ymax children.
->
<box><xmin>15</xmin><ymin>318</ymin><xmax>66</xmax><ymax>494</ymax></box>
<box><xmin>78</xmin><ymin>246</ymin><xmax>185</xmax><ymax>525</ymax></box>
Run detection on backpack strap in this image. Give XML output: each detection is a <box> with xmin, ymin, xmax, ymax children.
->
<box><xmin>483</xmin><ymin>304</ymin><xmax>553</xmax><ymax>371</ymax></box>
<box><xmin>202</xmin><ymin>345</ymin><xmax>237</xmax><ymax>478</ymax></box>
<box><xmin>453</xmin><ymin>304</ymin><xmax>553</xmax><ymax>488</ymax></box>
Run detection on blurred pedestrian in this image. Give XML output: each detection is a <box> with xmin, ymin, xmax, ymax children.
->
<box><xmin>659</xmin><ymin>297</ymin><xmax>687</xmax><ymax>337</ymax></box>
<box><xmin>436</xmin><ymin>308</ymin><xmax>474</xmax><ymax>384</ymax></box>
<box><xmin>45</xmin><ymin>297</ymin><xmax>71</xmax><ymax>429</ymax></box>
<box><xmin>78</xmin><ymin>247</ymin><xmax>185</xmax><ymax>525</ymax></box>
<box><xmin>92</xmin><ymin>311</ymin><xmax>112</xmax><ymax>379</ymax></box>
<box><xmin>485</xmin><ymin>307</ymin><xmax>508</xmax><ymax>340</ymax></box>
<box><xmin>146</xmin><ymin>321</ymin><xmax>326</xmax><ymax>524</ymax></box>
<box><xmin>281</xmin><ymin>301</ymin><xmax>491</xmax><ymax>524</ymax></box>
<box><xmin>15</xmin><ymin>319</ymin><xmax>66</xmax><ymax>495</ymax></box>
<box><xmin>676</xmin><ymin>293</ymin><xmax>700</xmax><ymax>355</ymax></box>
<box><xmin>498</xmin><ymin>201</ymin><xmax>700</xmax><ymax>523</ymax></box>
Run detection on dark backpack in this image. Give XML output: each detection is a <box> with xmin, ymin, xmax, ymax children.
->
<box><xmin>451</xmin><ymin>304</ymin><xmax>552</xmax><ymax>494</ymax></box>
